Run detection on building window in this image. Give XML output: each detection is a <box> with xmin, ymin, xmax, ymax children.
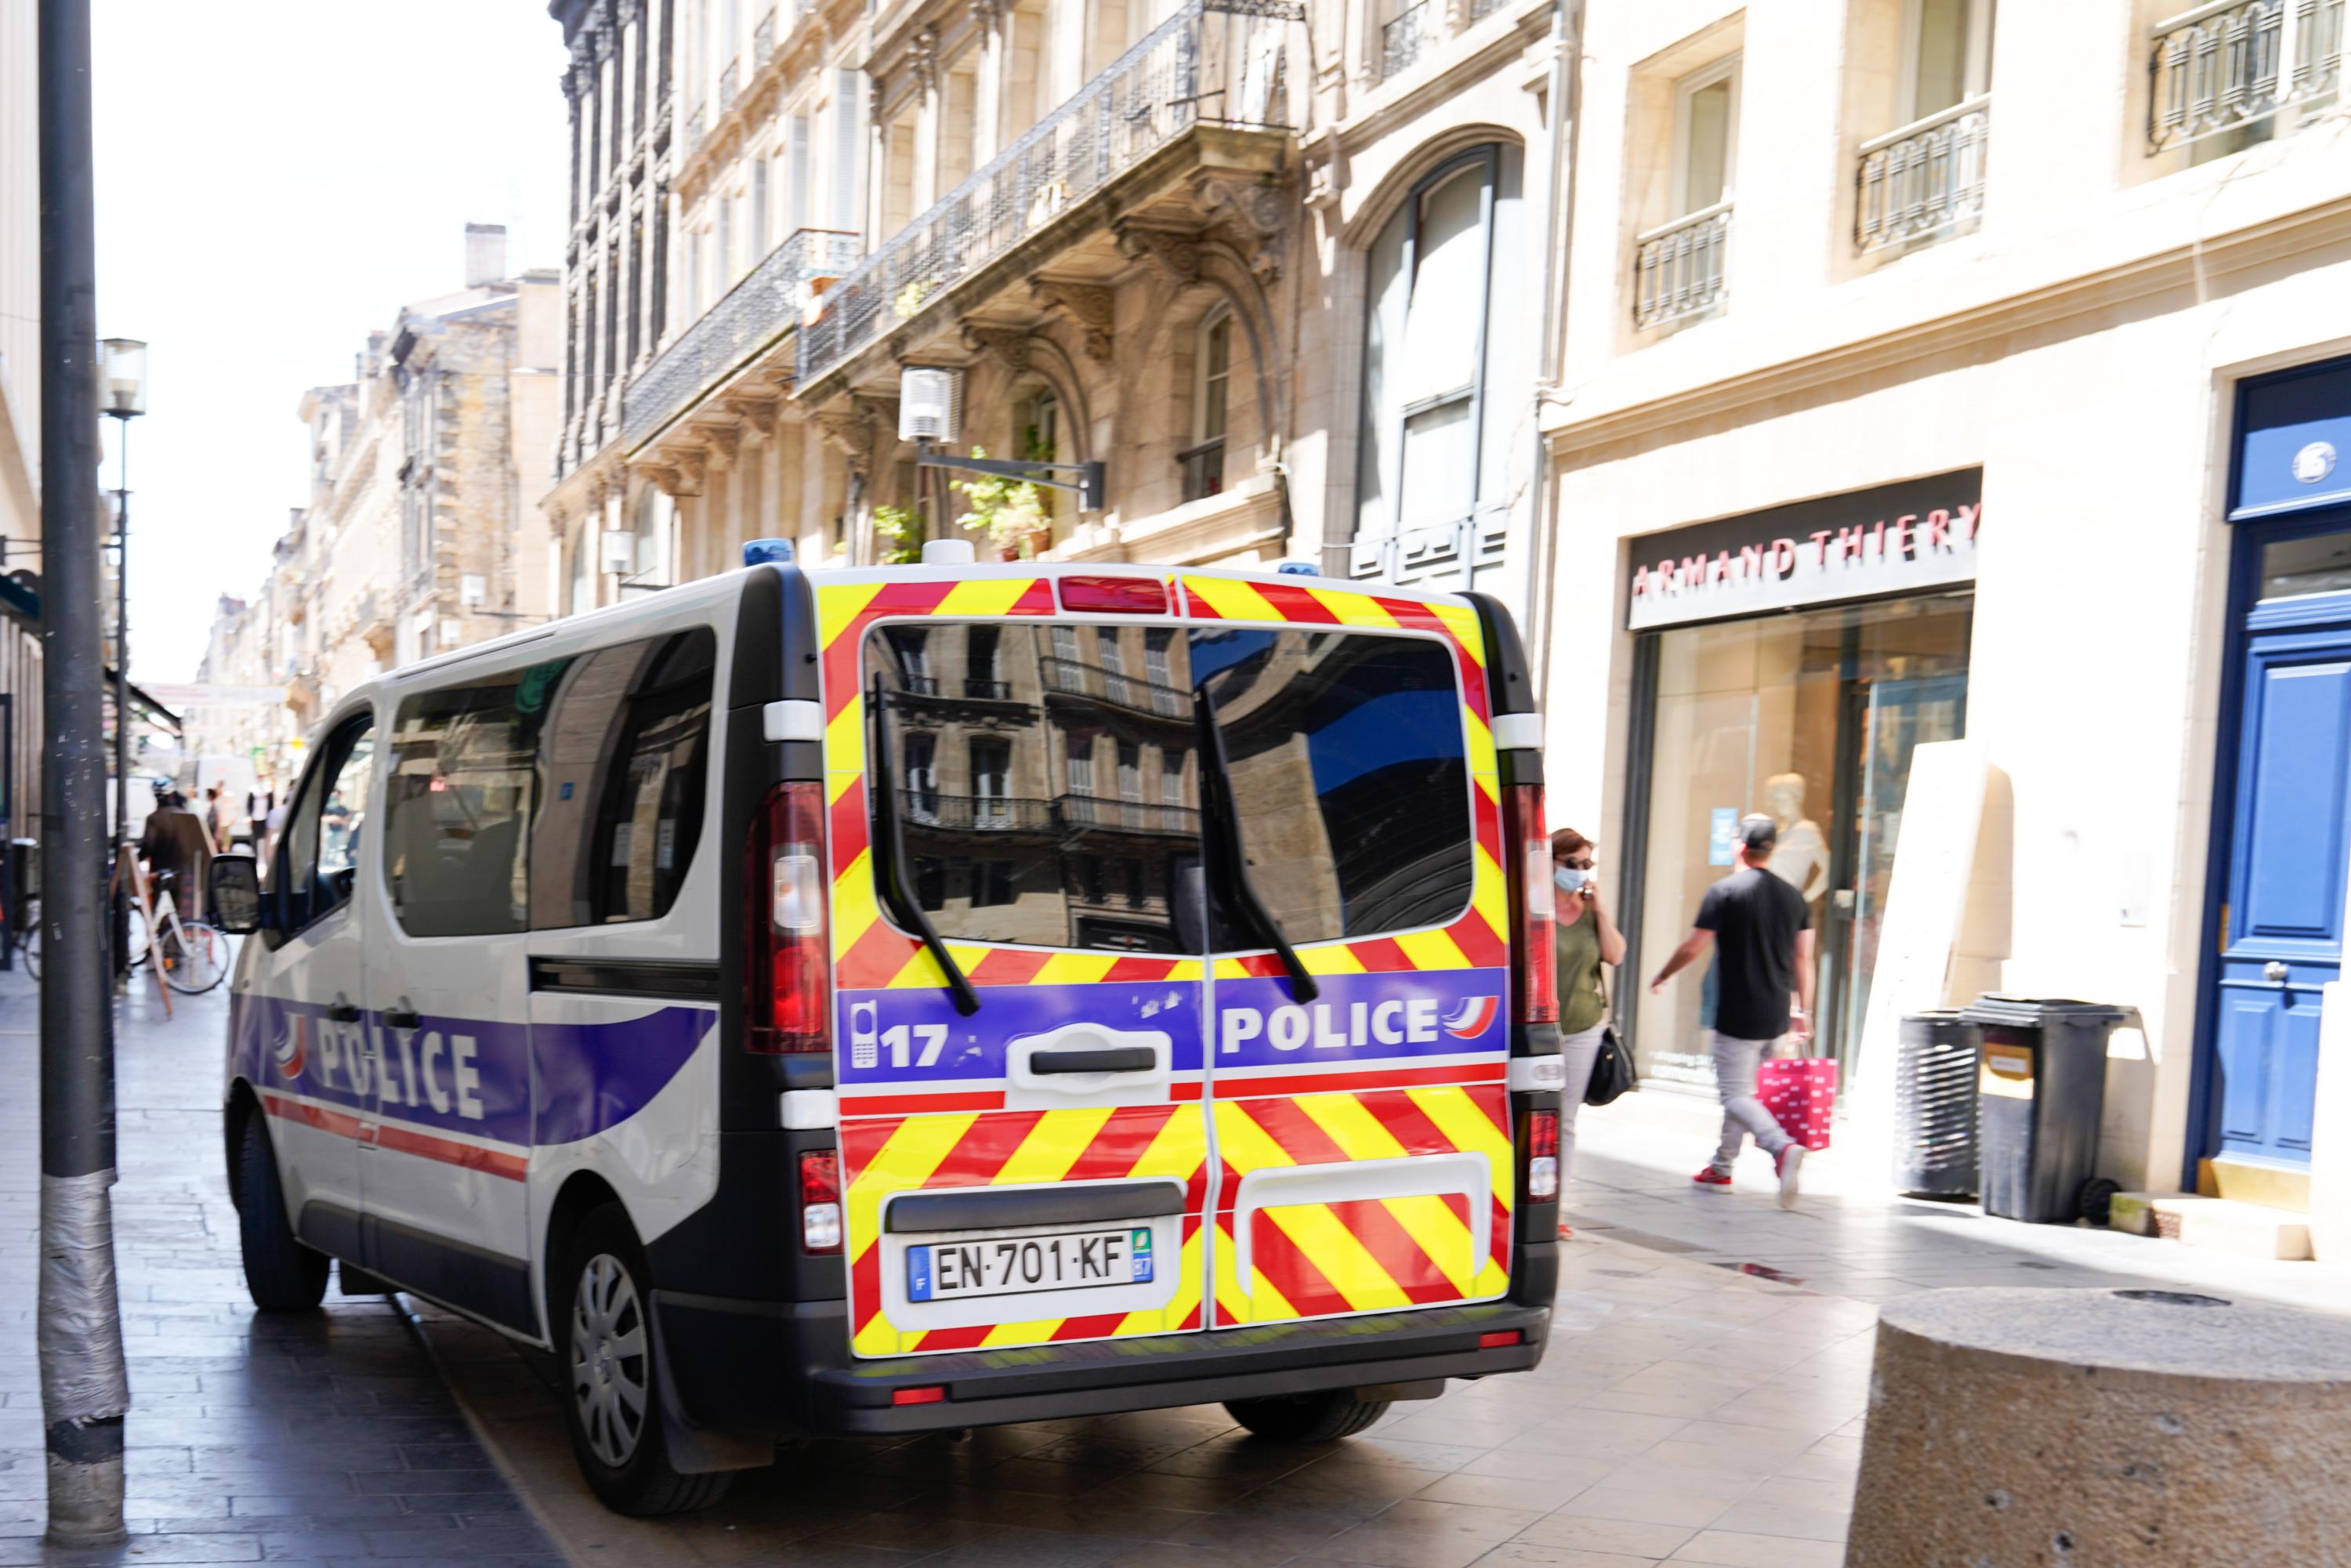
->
<box><xmin>1182</xmin><ymin>306</ymin><xmax>1230</xmax><ymax>502</ymax></box>
<box><xmin>751</xmin><ymin>156</ymin><xmax>770</xmax><ymax>259</ymax></box>
<box><xmin>1633</xmin><ymin>59</ymin><xmax>1738</xmax><ymax>330</ymax></box>
<box><xmin>1673</xmin><ymin>56</ymin><xmax>1740</xmax><ymax>217</ymax></box>
<box><xmin>1904</xmin><ymin>0</ymin><xmax>1994</xmax><ymax>123</ymax></box>
<box><xmin>1355</xmin><ymin>144</ymin><xmax>1523</xmax><ymax>583</ymax></box>
<box><xmin>1857</xmin><ymin>3</ymin><xmax>1991</xmax><ymax>252</ymax></box>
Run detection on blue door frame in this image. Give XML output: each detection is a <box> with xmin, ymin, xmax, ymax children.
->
<box><xmin>2185</xmin><ymin>360</ymin><xmax>2351</xmax><ymax>1190</ymax></box>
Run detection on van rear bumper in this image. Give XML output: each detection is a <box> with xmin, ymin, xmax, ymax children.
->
<box><xmin>655</xmin><ymin>1286</ymin><xmax>1551</xmax><ymax>1439</ymax></box>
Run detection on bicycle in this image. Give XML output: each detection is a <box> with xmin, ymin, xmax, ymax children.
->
<box><xmin>25</xmin><ymin>860</ymin><xmax>229</xmax><ymax>996</ymax></box>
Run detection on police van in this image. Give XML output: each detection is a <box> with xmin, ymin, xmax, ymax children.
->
<box><xmin>208</xmin><ymin>549</ymin><xmax>1566</xmax><ymax>1515</ymax></box>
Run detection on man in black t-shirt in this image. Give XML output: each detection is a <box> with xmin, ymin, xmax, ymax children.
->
<box><xmin>1650</xmin><ymin>815</ymin><xmax>1816</xmax><ymax>1208</ymax></box>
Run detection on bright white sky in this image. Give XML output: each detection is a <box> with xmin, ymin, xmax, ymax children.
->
<box><xmin>93</xmin><ymin>1</ymin><xmax>571</xmax><ymax>683</ymax></box>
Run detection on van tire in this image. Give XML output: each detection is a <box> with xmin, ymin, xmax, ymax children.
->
<box><xmin>1223</xmin><ymin>1391</ymin><xmax>1392</xmax><ymax>1443</ymax></box>
<box><xmin>556</xmin><ymin>1203</ymin><xmax>734</xmax><ymax>1516</ymax></box>
<box><xmin>236</xmin><ymin>1114</ymin><xmax>330</xmax><ymax>1311</ymax></box>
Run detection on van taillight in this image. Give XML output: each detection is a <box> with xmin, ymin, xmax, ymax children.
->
<box><xmin>1526</xmin><ymin>1109</ymin><xmax>1559</xmax><ymax>1201</ymax></box>
<box><xmin>799</xmin><ymin>1150</ymin><xmax>843</xmax><ymax>1253</ymax></box>
<box><xmin>1503</xmin><ymin>783</ymin><xmax>1558</xmax><ymax>1025</ymax></box>
<box><xmin>746</xmin><ymin>780</ymin><xmax>829</xmax><ymax>1053</ymax></box>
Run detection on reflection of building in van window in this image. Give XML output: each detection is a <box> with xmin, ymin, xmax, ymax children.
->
<box><xmin>868</xmin><ymin>621</ymin><xmax>1200</xmax><ymax>953</ymax></box>
<box><xmin>385</xmin><ymin>683</ymin><xmax>541</xmax><ymax>938</ymax></box>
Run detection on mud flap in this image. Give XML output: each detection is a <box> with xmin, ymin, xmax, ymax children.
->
<box><xmin>650</xmin><ymin>1306</ymin><xmax>773</xmax><ymax>1474</ymax></box>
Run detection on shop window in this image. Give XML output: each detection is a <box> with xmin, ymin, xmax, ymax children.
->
<box><xmin>1628</xmin><ymin>596</ymin><xmax>1972</xmax><ymax>1088</ymax></box>
<box><xmin>1356</xmin><ymin>144</ymin><xmax>1523</xmax><ymax>582</ymax></box>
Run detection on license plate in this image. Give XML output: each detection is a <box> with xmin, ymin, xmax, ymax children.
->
<box><xmin>906</xmin><ymin>1226</ymin><xmax>1155</xmax><ymax>1302</ymax></box>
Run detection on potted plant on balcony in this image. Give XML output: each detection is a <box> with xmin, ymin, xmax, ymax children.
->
<box><xmin>873</xmin><ymin>503</ymin><xmax>923</xmax><ymax>566</ymax></box>
<box><xmin>951</xmin><ymin>447</ymin><xmax>1048</xmax><ymax>561</ymax></box>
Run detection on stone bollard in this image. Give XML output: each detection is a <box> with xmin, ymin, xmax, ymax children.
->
<box><xmin>1845</xmin><ymin>1286</ymin><xmax>2351</xmax><ymax>1566</ymax></box>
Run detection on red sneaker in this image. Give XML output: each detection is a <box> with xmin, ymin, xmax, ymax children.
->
<box><xmin>1691</xmin><ymin>1168</ymin><xmax>1733</xmax><ymax>1188</ymax></box>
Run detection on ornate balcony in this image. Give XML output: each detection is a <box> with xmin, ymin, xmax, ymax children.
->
<box><xmin>797</xmin><ymin>0</ymin><xmax>1305</xmax><ymax>391</ymax></box>
<box><xmin>2150</xmin><ymin>0</ymin><xmax>2345</xmax><ymax>151</ymax></box>
<box><xmin>1857</xmin><ymin>96</ymin><xmax>1989</xmax><ymax>253</ymax></box>
<box><xmin>621</xmin><ymin>226</ymin><xmax>860</xmax><ymax>450</ymax></box>
<box><xmin>719</xmin><ymin>57</ymin><xmax>741</xmax><ymax>108</ymax></box>
<box><xmin>1632</xmin><ymin>201</ymin><xmax>1731</xmax><ymax>330</ymax></box>
<box><xmin>754</xmin><ymin>8</ymin><xmax>776</xmax><ymax>62</ymax></box>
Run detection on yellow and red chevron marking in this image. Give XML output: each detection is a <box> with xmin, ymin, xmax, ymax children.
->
<box><xmin>842</xmin><ymin>1103</ymin><xmax>1209</xmax><ymax>1356</ymax></box>
<box><xmin>1208</xmin><ymin>1085</ymin><xmax>1513</xmax><ymax>1327</ymax></box>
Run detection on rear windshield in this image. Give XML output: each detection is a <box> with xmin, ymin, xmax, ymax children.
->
<box><xmin>862</xmin><ymin>622</ymin><xmax>1473</xmax><ymax>954</ymax></box>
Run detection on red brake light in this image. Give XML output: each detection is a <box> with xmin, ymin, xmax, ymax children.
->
<box><xmin>1478</xmin><ymin>1330</ymin><xmax>1523</xmax><ymax>1350</ymax></box>
<box><xmin>799</xmin><ymin>1150</ymin><xmax>843</xmax><ymax>1254</ymax></box>
<box><xmin>1057</xmin><ymin>574</ymin><xmax>1168</xmax><ymax>615</ymax></box>
<box><xmin>1503</xmin><ymin>781</ymin><xmax>1558</xmax><ymax>1025</ymax></box>
<box><xmin>891</xmin><ymin>1385</ymin><xmax>947</xmax><ymax>1406</ymax></box>
<box><xmin>746</xmin><ymin>780</ymin><xmax>830</xmax><ymax>1053</ymax></box>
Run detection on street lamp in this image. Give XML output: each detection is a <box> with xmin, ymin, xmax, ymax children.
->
<box><xmin>100</xmin><ymin>338</ymin><xmax>144</xmax><ymax>981</ymax></box>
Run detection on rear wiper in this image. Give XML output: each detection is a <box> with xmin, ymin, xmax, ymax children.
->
<box><xmin>867</xmin><ymin>673</ymin><xmax>980</xmax><ymax>1016</ymax></box>
<box><xmin>1192</xmin><ymin>688</ymin><xmax>1318</xmax><ymax>1003</ymax></box>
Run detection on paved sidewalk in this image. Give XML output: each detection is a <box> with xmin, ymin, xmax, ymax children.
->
<box><xmin>0</xmin><ymin>961</ymin><xmax>559</xmax><ymax>1566</ymax></box>
<box><xmin>408</xmin><ymin>1077</ymin><xmax>2351</xmax><ymax>1568</ymax></box>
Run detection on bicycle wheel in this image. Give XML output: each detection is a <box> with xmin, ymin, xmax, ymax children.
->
<box><xmin>161</xmin><ymin>921</ymin><xmax>229</xmax><ymax>994</ymax></box>
<box><xmin>19</xmin><ymin>901</ymin><xmax>35</xmax><ymax>981</ymax></box>
<box><xmin>124</xmin><ymin>905</ymin><xmax>151</xmax><ymax>969</ymax></box>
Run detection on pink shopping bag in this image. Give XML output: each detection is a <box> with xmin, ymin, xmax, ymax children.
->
<box><xmin>1758</xmin><ymin>1056</ymin><xmax>1838</xmax><ymax>1151</ymax></box>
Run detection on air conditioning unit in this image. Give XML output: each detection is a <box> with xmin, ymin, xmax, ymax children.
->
<box><xmin>898</xmin><ymin>367</ymin><xmax>962</xmax><ymax>443</ymax></box>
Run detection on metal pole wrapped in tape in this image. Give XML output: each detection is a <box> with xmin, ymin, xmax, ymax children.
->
<box><xmin>38</xmin><ymin>0</ymin><xmax>131</xmax><ymax>1543</ymax></box>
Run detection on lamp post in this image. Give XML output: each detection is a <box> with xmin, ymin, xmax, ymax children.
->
<box><xmin>100</xmin><ymin>338</ymin><xmax>143</xmax><ymax>982</ymax></box>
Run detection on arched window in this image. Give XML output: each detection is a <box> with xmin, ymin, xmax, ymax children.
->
<box><xmin>1355</xmin><ymin>143</ymin><xmax>1523</xmax><ymax>585</ymax></box>
<box><xmin>1184</xmin><ymin>303</ymin><xmax>1233</xmax><ymax>502</ymax></box>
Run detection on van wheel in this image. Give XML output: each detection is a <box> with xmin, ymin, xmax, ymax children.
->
<box><xmin>1224</xmin><ymin>1390</ymin><xmax>1391</xmax><ymax>1443</ymax></box>
<box><xmin>556</xmin><ymin>1204</ymin><xmax>734</xmax><ymax>1516</ymax></box>
<box><xmin>236</xmin><ymin>1113</ymin><xmax>329</xmax><ymax>1310</ymax></box>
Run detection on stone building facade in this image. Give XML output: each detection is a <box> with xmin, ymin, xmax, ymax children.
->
<box><xmin>0</xmin><ymin>0</ymin><xmax>41</xmax><ymax>849</ymax></box>
<box><xmin>547</xmin><ymin>0</ymin><xmax>1570</xmax><ymax>625</ymax></box>
<box><xmin>188</xmin><ymin>229</ymin><xmax>562</xmax><ymax>802</ymax></box>
<box><xmin>1541</xmin><ymin>0</ymin><xmax>2351</xmax><ymax>1245</ymax></box>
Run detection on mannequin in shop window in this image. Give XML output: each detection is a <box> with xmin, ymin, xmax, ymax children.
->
<box><xmin>1762</xmin><ymin>773</ymin><xmax>1828</xmax><ymax>908</ymax></box>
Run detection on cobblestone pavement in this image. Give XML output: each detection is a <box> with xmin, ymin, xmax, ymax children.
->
<box><xmin>0</xmin><ymin>962</ymin><xmax>560</xmax><ymax>1566</ymax></box>
<box><xmin>13</xmin><ymin>957</ymin><xmax>2346</xmax><ymax>1568</ymax></box>
<box><xmin>415</xmin><ymin>1085</ymin><xmax>2351</xmax><ymax>1568</ymax></box>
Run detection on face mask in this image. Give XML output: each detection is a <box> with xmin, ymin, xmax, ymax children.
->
<box><xmin>1554</xmin><ymin>867</ymin><xmax>1587</xmax><ymax>895</ymax></box>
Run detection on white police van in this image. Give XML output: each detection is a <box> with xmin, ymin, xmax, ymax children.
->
<box><xmin>210</xmin><ymin>549</ymin><xmax>1564</xmax><ymax>1515</ymax></box>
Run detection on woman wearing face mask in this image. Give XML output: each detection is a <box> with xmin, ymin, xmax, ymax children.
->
<box><xmin>1552</xmin><ymin>829</ymin><xmax>1626</xmax><ymax>1217</ymax></box>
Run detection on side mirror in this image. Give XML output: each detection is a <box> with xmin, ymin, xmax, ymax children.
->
<box><xmin>208</xmin><ymin>855</ymin><xmax>263</xmax><ymax>935</ymax></box>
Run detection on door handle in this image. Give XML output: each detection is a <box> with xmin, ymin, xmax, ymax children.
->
<box><xmin>326</xmin><ymin>1003</ymin><xmax>360</xmax><ymax>1023</ymax></box>
<box><xmin>2264</xmin><ymin>961</ymin><xmax>2290</xmax><ymax>983</ymax></box>
<box><xmin>381</xmin><ymin>1009</ymin><xmax>422</xmax><ymax>1030</ymax></box>
<box><xmin>1029</xmin><ymin>1046</ymin><xmax>1158</xmax><ymax>1075</ymax></box>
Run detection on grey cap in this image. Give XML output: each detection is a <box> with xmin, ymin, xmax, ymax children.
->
<box><xmin>1738</xmin><ymin>813</ymin><xmax>1778</xmax><ymax>853</ymax></box>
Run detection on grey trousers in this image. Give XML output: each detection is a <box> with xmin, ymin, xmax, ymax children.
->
<box><xmin>1709</xmin><ymin>1031</ymin><xmax>1792</xmax><ymax>1175</ymax></box>
<box><xmin>1556</xmin><ymin>1022</ymin><xmax>1606</xmax><ymax>1186</ymax></box>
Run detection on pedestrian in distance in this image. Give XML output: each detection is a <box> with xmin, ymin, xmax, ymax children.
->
<box><xmin>1552</xmin><ymin>828</ymin><xmax>1625</xmax><ymax>1234</ymax></box>
<box><xmin>204</xmin><ymin>783</ymin><xmax>234</xmax><ymax>853</ymax></box>
<box><xmin>1648</xmin><ymin>813</ymin><xmax>1815</xmax><ymax>1208</ymax></box>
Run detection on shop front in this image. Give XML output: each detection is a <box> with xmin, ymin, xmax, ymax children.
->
<box><xmin>1619</xmin><ymin>471</ymin><xmax>1981</xmax><ymax>1090</ymax></box>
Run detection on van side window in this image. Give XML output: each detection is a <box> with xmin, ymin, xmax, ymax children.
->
<box><xmin>278</xmin><ymin>718</ymin><xmax>375</xmax><ymax>932</ymax></box>
<box><xmin>866</xmin><ymin>621</ymin><xmax>1198</xmax><ymax>954</ymax></box>
<box><xmin>529</xmin><ymin>628</ymin><xmax>715</xmax><ymax>929</ymax></box>
<box><xmin>384</xmin><ymin>675</ymin><xmax>542</xmax><ymax>937</ymax></box>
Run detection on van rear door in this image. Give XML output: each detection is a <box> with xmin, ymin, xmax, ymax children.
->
<box><xmin>820</xmin><ymin>574</ymin><xmax>1213</xmax><ymax>1356</ymax></box>
<box><xmin>1177</xmin><ymin>574</ymin><xmax>1517</xmax><ymax>1328</ymax></box>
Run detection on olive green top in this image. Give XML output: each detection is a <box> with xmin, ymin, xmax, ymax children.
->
<box><xmin>1554</xmin><ymin>900</ymin><xmax>1609</xmax><ymax>1035</ymax></box>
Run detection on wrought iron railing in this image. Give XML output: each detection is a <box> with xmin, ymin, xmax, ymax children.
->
<box><xmin>755</xmin><ymin>8</ymin><xmax>776</xmax><ymax>63</ymax></box>
<box><xmin>1468</xmin><ymin>0</ymin><xmax>1505</xmax><ymax>20</ymax></box>
<box><xmin>1178</xmin><ymin>436</ymin><xmax>1225</xmax><ymax>502</ymax></box>
<box><xmin>684</xmin><ymin>103</ymin><xmax>707</xmax><ymax>153</ymax></box>
<box><xmin>1632</xmin><ymin>200</ymin><xmax>1731</xmax><ymax>330</ymax></box>
<box><xmin>621</xmin><ymin>226</ymin><xmax>860</xmax><ymax>448</ymax></box>
<box><xmin>900</xmin><ymin>791</ymin><xmax>1052</xmax><ymax>832</ymax></box>
<box><xmin>1856</xmin><ymin>95</ymin><xmax>1990</xmax><ymax>252</ymax></box>
<box><xmin>798</xmin><ymin>0</ymin><xmax>1302</xmax><ymax>387</ymax></box>
<box><xmin>2150</xmin><ymin>0</ymin><xmax>2345</xmax><ymax>150</ymax></box>
<box><xmin>719</xmin><ymin>57</ymin><xmax>741</xmax><ymax>108</ymax></box>
<box><xmin>1058</xmin><ymin>795</ymin><xmax>1201</xmax><ymax>834</ymax></box>
<box><xmin>1382</xmin><ymin>0</ymin><xmax>1433</xmax><ymax>79</ymax></box>
<box><xmin>1041</xmin><ymin>656</ymin><xmax>1189</xmax><ymax>716</ymax></box>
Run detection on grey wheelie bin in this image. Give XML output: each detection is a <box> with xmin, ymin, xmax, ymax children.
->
<box><xmin>1958</xmin><ymin>995</ymin><xmax>2129</xmax><ymax>1223</ymax></box>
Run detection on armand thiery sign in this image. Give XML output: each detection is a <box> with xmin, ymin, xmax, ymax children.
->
<box><xmin>1628</xmin><ymin>469</ymin><xmax>1982</xmax><ymax>630</ymax></box>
